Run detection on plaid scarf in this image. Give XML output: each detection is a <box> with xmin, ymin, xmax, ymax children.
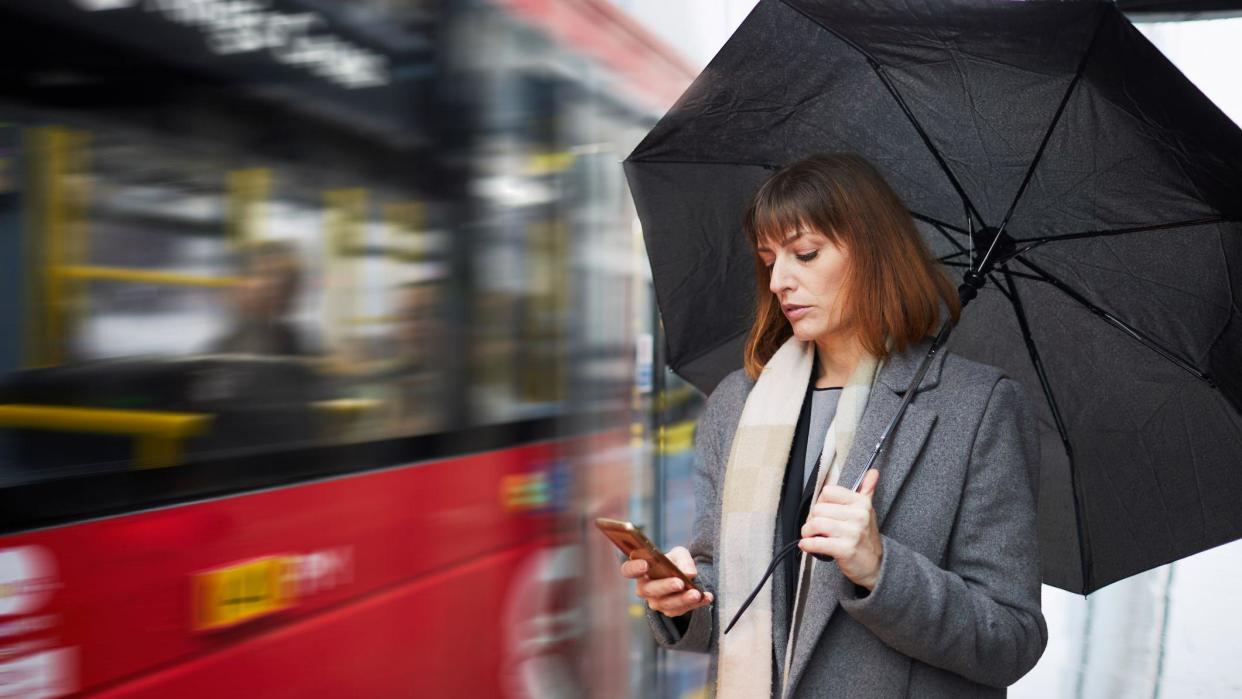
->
<box><xmin>717</xmin><ymin>336</ymin><xmax>880</xmax><ymax>698</ymax></box>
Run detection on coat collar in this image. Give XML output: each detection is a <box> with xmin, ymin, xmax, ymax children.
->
<box><xmin>875</xmin><ymin>333</ymin><xmax>950</xmax><ymax>396</ymax></box>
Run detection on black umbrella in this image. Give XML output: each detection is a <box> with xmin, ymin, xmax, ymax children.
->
<box><xmin>623</xmin><ymin>0</ymin><xmax>1242</xmax><ymax>595</ymax></box>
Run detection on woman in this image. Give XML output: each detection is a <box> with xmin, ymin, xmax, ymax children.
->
<box><xmin>620</xmin><ymin>153</ymin><xmax>1046</xmax><ymax>698</ymax></box>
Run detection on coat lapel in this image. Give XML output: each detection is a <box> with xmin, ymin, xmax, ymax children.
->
<box><xmin>772</xmin><ymin>523</ymin><xmax>792</xmax><ymax>678</ymax></box>
<box><xmin>780</xmin><ymin>337</ymin><xmax>946</xmax><ymax>696</ymax></box>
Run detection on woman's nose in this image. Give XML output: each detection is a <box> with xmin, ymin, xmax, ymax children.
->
<box><xmin>769</xmin><ymin>257</ymin><xmax>793</xmax><ymax>295</ymax></box>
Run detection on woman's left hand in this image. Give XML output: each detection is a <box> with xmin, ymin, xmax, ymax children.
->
<box><xmin>800</xmin><ymin>468</ymin><xmax>884</xmax><ymax>590</ymax></box>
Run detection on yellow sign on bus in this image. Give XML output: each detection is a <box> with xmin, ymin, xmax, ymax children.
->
<box><xmin>192</xmin><ymin>556</ymin><xmax>295</xmax><ymax>632</ymax></box>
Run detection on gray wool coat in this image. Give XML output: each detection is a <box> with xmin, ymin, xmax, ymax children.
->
<box><xmin>647</xmin><ymin>336</ymin><xmax>1048</xmax><ymax>698</ymax></box>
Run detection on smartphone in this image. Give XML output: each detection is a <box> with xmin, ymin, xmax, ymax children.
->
<box><xmin>595</xmin><ymin>517</ymin><xmax>704</xmax><ymax>592</ymax></box>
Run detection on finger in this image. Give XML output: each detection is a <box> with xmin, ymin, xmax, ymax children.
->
<box><xmin>649</xmin><ymin>587</ymin><xmax>700</xmax><ymax>616</ymax></box>
<box><xmin>620</xmin><ymin>559</ymin><xmax>648</xmax><ymax>579</ymax></box>
<box><xmin>677</xmin><ymin>588</ymin><xmax>704</xmax><ymax>608</ymax></box>
<box><xmin>817</xmin><ymin>483</ymin><xmax>867</xmax><ymax>506</ymax></box>
<box><xmin>637</xmin><ymin>577</ymin><xmax>684</xmax><ymax>600</ymax></box>
<box><xmin>666</xmin><ymin>546</ymin><xmax>697</xmax><ymax>578</ymax></box>
<box><xmin>807</xmin><ymin>502</ymin><xmax>856</xmax><ymax>522</ymax></box>
<box><xmin>799</xmin><ymin>535</ymin><xmax>847</xmax><ymax>559</ymax></box>
<box><xmin>859</xmin><ymin>469</ymin><xmax>880</xmax><ymax>499</ymax></box>
<box><xmin>655</xmin><ymin>589</ymin><xmax>714</xmax><ymax>617</ymax></box>
<box><xmin>675</xmin><ymin>588</ymin><xmax>707</xmax><ymax>610</ymax></box>
<box><xmin>801</xmin><ymin>517</ymin><xmax>862</xmax><ymax>541</ymax></box>
<box><xmin>638</xmin><ymin>575</ymin><xmax>688</xmax><ymax>599</ymax></box>
<box><xmin>801</xmin><ymin>516</ymin><xmax>837</xmax><ymax>539</ymax></box>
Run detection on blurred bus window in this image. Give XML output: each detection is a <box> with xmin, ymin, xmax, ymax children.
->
<box><xmin>0</xmin><ymin>4</ymin><xmax>459</xmax><ymax>488</ymax></box>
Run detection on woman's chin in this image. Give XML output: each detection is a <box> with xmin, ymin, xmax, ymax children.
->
<box><xmin>789</xmin><ymin>322</ymin><xmax>823</xmax><ymax>342</ymax></box>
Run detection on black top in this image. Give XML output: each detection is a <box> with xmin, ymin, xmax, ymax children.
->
<box><xmin>778</xmin><ymin>364</ymin><xmax>845</xmax><ymax>625</ymax></box>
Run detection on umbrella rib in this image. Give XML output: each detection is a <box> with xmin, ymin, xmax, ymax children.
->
<box><xmin>1012</xmin><ymin>257</ymin><xmax>1214</xmax><ymax>384</ymax></box>
<box><xmin>997</xmin><ymin>7</ymin><xmax>1109</xmax><ymax>237</ymax></box>
<box><xmin>930</xmin><ymin>221</ymin><xmax>976</xmax><ymax>273</ymax></box>
<box><xmin>987</xmin><ymin>273</ymin><xmax>1014</xmax><ymax>302</ymax></box>
<box><xmin>868</xmin><ymin>62</ymin><xmax>986</xmax><ymax>229</ymax></box>
<box><xmin>912</xmin><ymin>212</ymin><xmax>970</xmax><ymax>236</ymax></box>
<box><xmin>931</xmin><ymin>223</ymin><xmax>1012</xmax><ymax>292</ymax></box>
<box><xmin>1010</xmin><ymin>217</ymin><xmax>1233</xmax><ymax>248</ymax></box>
<box><xmin>1000</xmin><ymin>268</ymin><xmax>1093</xmax><ymax>593</ymax></box>
<box><xmin>1002</xmin><ymin>270</ymin><xmax>1075</xmax><ymax>465</ymax></box>
<box><xmin>942</xmin><ymin>259</ymin><xmax>1042</xmax><ymax>283</ymax></box>
<box><xmin>931</xmin><ymin>222</ymin><xmax>970</xmax><ymax>256</ymax></box>
<box><xmin>776</xmin><ymin>0</ymin><xmax>986</xmax><ymax>228</ymax></box>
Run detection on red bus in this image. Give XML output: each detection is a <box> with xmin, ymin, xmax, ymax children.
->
<box><xmin>0</xmin><ymin>1</ymin><xmax>697</xmax><ymax>696</ymax></box>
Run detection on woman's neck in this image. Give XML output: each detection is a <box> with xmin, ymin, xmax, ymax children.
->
<box><xmin>813</xmin><ymin>333</ymin><xmax>866</xmax><ymax>388</ymax></box>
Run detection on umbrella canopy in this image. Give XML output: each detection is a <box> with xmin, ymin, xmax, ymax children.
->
<box><xmin>623</xmin><ymin>0</ymin><xmax>1242</xmax><ymax>594</ymax></box>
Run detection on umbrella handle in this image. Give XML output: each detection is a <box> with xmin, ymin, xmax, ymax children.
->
<box><xmin>809</xmin><ymin>465</ymin><xmax>871</xmax><ymax>563</ymax></box>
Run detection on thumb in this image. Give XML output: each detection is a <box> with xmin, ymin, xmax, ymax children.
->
<box><xmin>859</xmin><ymin>468</ymin><xmax>880</xmax><ymax>499</ymax></box>
<box><xmin>668</xmin><ymin>546</ymin><xmax>697</xmax><ymax>577</ymax></box>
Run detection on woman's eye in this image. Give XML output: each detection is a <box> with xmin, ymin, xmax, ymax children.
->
<box><xmin>796</xmin><ymin>251</ymin><xmax>818</xmax><ymax>262</ymax></box>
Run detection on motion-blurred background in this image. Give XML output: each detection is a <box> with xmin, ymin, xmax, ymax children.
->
<box><xmin>0</xmin><ymin>1</ymin><xmax>1237</xmax><ymax>697</ymax></box>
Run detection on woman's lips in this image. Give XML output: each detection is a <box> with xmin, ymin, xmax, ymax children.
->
<box><xmin>783</xmin><ymin>304</ymin><xmax>811</xmax><ymax>321</ymax></box>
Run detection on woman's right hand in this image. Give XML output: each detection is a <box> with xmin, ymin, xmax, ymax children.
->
<box><xmin>620</xmin><ymin>545</ymin><xmax>714</xmax><ymax>618</ymax></box>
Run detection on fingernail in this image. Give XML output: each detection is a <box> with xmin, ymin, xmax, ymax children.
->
<box><xmin>688</xmin><ymin>590</ymin><xmax>700</xmax><ymax>601</ymax></box>
<box><xmin>675</xmin><ymin>580</ymin><xmax>685</xmax><ymax>591</ymax></box>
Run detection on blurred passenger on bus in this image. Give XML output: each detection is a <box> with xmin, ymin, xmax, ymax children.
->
<box><xmin>382</xmin><ymin>279</ymin><xmax>448</xmax><ymax>433</ymax></box>
<box><xmin>211</xmin><ymin>240</ymin><xmax>318</xmax><ymax>356</ymax></box>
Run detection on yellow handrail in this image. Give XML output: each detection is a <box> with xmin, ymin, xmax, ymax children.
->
<box><xmin>0</xmin><ymin>404</ymin><xmax>212</xmax><ymax>469</ymax></box>
<box><xmin>58</xmin><ymin>265</ymin><xmax>239</xmax><ymax>288</ymax></box>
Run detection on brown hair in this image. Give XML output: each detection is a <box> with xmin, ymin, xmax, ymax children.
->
<box><xmin>741</xmin><ymin>153</ymin><xmax>959</xmax><ymax>378</ymax></box>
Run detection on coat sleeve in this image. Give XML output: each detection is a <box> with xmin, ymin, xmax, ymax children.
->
<box><xmin>837</xmin><ymin>376</ymin><xmax>1048</xmax><ymax>687</ymax></box>
<box><xmin>644</xmin><ymin>373</ymin><xmax>742</xmax><ymax>653</ymax></box>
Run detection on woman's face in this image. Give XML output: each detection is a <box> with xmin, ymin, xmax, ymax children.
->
<box><xmin>757</xmin><ymin>227</ymin><xmax>851</xmax><ymax>343</ymax></box>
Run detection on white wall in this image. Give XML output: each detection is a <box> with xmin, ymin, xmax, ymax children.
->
<box><xmin>1139</xmin><ymin>17</ymin><xmax>1242</xmax><ymax>127</ymax></box>
<box><xmin>607</xmin><ymin>0</ymin><xmax>757</xmax><ymax>70</ymax></box>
